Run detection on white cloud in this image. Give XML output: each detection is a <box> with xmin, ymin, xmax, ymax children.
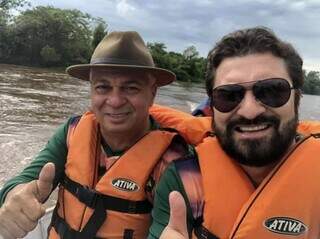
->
<box><xmin>116</xmin><ymin>0</ymin><xmax>136</xmax><ymax>17</ymax></box>
<box><xmin>304</xmin><ymin>58</ymin><xmax>320</xmax><ymax>72</ymax></box>
<box><xmin>289</xmin><ymin>1</ymin><xmax>306</xmax><ymax>11</ymax></box>
<box><xmin>25</xmin><ymin>0</ymin><xmax>320</xmax><ymax>71</ymax></box>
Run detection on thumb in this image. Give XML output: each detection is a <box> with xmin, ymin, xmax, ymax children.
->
<box><xmin>167</xmin><ymin>191</ymin><xmax>188</xmax><ymax>237</ymax></box>
<box><xmin>35</xmin><ymin>162</ymin><xmax>55</xmax><ymax>202</ymax></box>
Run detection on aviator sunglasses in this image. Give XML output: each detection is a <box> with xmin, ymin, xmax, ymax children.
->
<box><xmin>212</xmin><ymin>78</ymin><xmax>296</xmax><ymax>113</ymax></box>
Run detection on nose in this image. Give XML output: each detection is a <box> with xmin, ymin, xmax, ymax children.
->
<box><xmin>236</xmin><ymin>90</ymin><xmax>266</xmax><ymax>119</ymax></box>
<box><xmin>105</xmin><ymin>89</ymin><xmax>127</xmax><ymax>108</ymax></box>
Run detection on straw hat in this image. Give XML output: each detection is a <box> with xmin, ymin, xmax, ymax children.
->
<box><xmin>66</xmin><ymin>31</ymin><xmax>175</xmax><ymax>86</ymax></box>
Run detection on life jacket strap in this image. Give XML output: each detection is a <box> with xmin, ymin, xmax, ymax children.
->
<box><xmin>123</xmin><ymin>229</ymin><xmax>134</xmax><ymax>239</ymax></box>
<box><xmin>194</xmin><ymin>216</ymin><xmax>203</xmax><ymax>227</ymax></box>
<box><xmin>51</xmin><ymin>206</ymin><xmax>105</xmax><ymax>239</ymax></box>
<box><xmin>312</xmin><ymin>133</ymin><xmax>320</xmax><ymax>138</ymax></box>
<box><xmin>62</xmin><ymin>175</ymin><xmax>152</xmax><ymax>213</ymax></box>
<box><xmin>194</xmin><ymin>225</ymin><xmax>220</xmax><ymax>239</ymax></box>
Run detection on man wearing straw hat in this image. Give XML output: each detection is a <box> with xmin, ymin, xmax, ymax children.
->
<box><xmin>0</xmin><ymin>31</ymin><xmax>191</xmax><ymax>239</ymax></box>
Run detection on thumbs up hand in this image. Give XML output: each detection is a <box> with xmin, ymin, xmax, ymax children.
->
<box><xmin>160</xmin><ymin>191</ymin><xmax>189</xmax><ymax>239</ymax></box>
<box><xmin>0</xmin><ymin>163</ymin><xmax>55</xmax><ymax>239</ymax></box>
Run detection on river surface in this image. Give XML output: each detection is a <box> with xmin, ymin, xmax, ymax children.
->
<box><xmin>1</xmin><ymin>64</ymin><xmax>320</xmax><ymax>187</ymax></box>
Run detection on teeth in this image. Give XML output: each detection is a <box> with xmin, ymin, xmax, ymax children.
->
<box><xmin>238</xmin><ymin>124</ymin><xmax>268</xmax><ymax>132</ymax></box>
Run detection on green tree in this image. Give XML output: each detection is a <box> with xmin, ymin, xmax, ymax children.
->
<box><xmin>0</xmin><ymin>0</ymin><xmax>28</xmax><ymax>20</ymax></box>
<box><xmin>181</xmin><ymin>46</ymin><xmax>205</xmax><ymax>83</ymax></box>
<box><xmin>6</xmin><ymin>6</ymin><xmax>93</xmax><ymax>66</ymax></box>
<box><xmin>147</xmin><ymin>42</ymin><xmax>169</xmax><ymax>69</ymax></box>
<box><xmin>148</xmin><ymin>42</ymin><xmax>206</xmax><ymax>83</ymax></box>
<box><xmin>183</xmin><ymin>45</ymin><xmax>199</xmax><ymax>60</ymax></box>
<box><xmin>40</xmin><ymin>45</ymin><xmax>61</xmax><ymax>66</ymax></box>
<box><xmin>0</xmin><ymin>0</ymin><xmax>28</xmax><ymax>10</ymax></box>
<box><xmin>0</xmin><ymin>0</ymin><xmax>28</xmax><ymax>62</ymax></box>
<box><xmin>92</xmin><ymin>19</ymin><xmax>108</xmax><ymax>49</ymax></box>
<box><xmin>303</xmin><ymin>70</ymin><xmax>320</xmax><ymax>95</ymax></box>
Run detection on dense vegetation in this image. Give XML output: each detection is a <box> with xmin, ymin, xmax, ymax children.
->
<box><xmin>1</xmin><ymin>0</ymin><xmax>320</xmax><ymax>94</ymax></box>
<box><xmin>0</xmin><ymin>1</ymin><xmax>107</xmax><ymax>66</ymax></box>
<box><xmin>148</xmin><ymin>43</ymin><xmax>206</xmax><ymax>83</ymax></box>
<box><xmin>303</xmin><ymin>70</ymin><xmax>320</xmax><ymax>95</ymax></box>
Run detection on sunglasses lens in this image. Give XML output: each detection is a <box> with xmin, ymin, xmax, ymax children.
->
<box><xmin>212</xmin><ymin>85</ymin><xmax>245</xmax><ymax>112</ymax></box>
<box><xmin>254</xmin><ymin>79</ymin><xmax>292</xmax><ymax>107</ymax></box>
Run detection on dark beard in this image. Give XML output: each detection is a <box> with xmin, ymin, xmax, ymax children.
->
<box><xmin>214</xmin><ymin>114</ymin><xmax>298</xmax><ymax>167</ymax></box>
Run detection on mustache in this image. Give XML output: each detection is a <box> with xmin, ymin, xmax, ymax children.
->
<box><xmin>227</xmin><ymin>115</ymin><xmax>280</xmax><ymax>131</ymax></box>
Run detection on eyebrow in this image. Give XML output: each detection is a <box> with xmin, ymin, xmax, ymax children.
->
<box><xmin>122</xmin><ymin>80</ymin><xmax>144</xmax><ymax>85</ymax></box>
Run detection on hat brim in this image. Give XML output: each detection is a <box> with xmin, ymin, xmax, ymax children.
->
<box><xmin>66</xmin><ymin>64</ymin><xmax>175</xmax><ymax>86</ymax></box>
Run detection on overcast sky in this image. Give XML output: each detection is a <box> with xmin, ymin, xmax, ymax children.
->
<box><xmin>27</xmin><ymin>0</ymin><xmax>320</xmax><ymax>71</ymax></box>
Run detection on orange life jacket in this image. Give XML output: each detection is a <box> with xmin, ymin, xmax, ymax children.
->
<box><xmin>48</xmin><ymin>112</ymin><xmax>178</xmax><ymax>239</ymax></box>
<box><xmin>191</xmin><ymin>135</ymin><xmax>320</xmax><ymax>239</ymax></box>
<box><xmin>149</xmin><ymin>104</ymin><xmax>320</xmax><ymax>144</ymax></box>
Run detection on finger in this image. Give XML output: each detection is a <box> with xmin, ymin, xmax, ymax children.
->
<box><xmin>13</xmin><ymin>212</ymin><xmax>37</xmax><ymax>232</ymax></box>
<box><xmin>3</xmin><ymin>187</ymin><xmax>44</xmax><ymax>223</ymax></box>
<box><xmin>0</xmin><ymin>223</ymin><xmax>15</xmax><ymax>239</ymax></box>
<box><xmin>36</xmin><ymin>162</ymin><xmax>55</xmax><ymax>202</ymax></box>
<box><xmin>167</xmin><ymin>191</ymin><xmax>188</xmax><ymax>237</ymax></box>
<box><xmin>0</xmin><ymin>217</ymin><xmax>28</xmax><ymax>239</ymax></box>
<box><xmin>0</xmin><ymin>227</ymin><xmax>15</xmax><ymax>239</ymax></box>
<box><xmin>0</xmin><ymin>198</ymin><xmax>40</xmax><ymax>238</ymax></box>
<box><xmin>22</xmin><ymin>198</ymin><xmax>46</xmax><ymax>222</ymax></box>
<box><xmin>1</xmin><ymin>202</ymin><xmax>37</xmax><ymax>234</ymax></box>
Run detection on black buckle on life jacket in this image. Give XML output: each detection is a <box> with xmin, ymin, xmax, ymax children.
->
<box><xmin>194</xmin><ymin>225</ymin><xmax>219</xmax><ymax>239</ymax></box>
<box><xmin>127</xmin><ymin>201</ymin><xmax>137</xmax><ymax>214</ymax></box>
<box><xmin>123</xmin><ymin>229</ymin><xmax>134</xmax><ymax>239</ymax></box>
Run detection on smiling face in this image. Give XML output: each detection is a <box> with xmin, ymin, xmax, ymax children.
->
<box><xmin>212</xmin><ymin>53</ymin><xmax>298</xmax><ymax>166</ymax></box>
<box><xmin>90</xmin><ymin>68</ymin><xmax>157</xmax><ymax>139</ymax></box>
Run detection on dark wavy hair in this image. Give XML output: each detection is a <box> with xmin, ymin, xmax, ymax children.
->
<box><xmin>205</xmin><ymin>27</ymin><xmax>303</xmax><ymax>113</ymax></box>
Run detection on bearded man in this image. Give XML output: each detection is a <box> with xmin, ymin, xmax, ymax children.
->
<box><xmin>149</xmin><ymin>27</ymin><xmax>320</xmax><ymax>239</ymax></box>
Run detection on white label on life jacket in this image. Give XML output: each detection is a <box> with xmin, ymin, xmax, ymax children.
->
<box><xmin>264</xmin><ymin>217</ymin><xmax>307</xmax><ymax>236</ymax></box>
<box><xmin>111</xmin><ymin>178</ymin><xmax>140</xmax><ymax>192</ymax></box>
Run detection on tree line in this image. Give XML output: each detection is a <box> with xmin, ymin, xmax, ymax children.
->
<box><xmin>1</xmin><ymin>0</ymin><xmax>319</xmax><ymax>94</ymax></box>
<box><xmin>0</xmin><ymin>0</ymin><xmax>206</xmax><ymax>84</ymax></box>
<box><xmin>303</xmin><ymin>70</ymin><xmax>320</xmax><ymax>95</ymax></box>
<box><xmin>0</xmin><ymin>1</ymin><xmax>107</xmax><ymax>67</ymax></box>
